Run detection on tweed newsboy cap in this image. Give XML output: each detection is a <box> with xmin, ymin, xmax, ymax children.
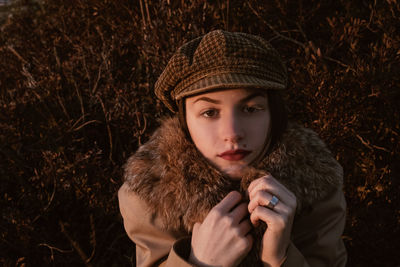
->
<box><xmin>155</xmin><ymin>30</ymin><xmax>287</xmax><ymax>112</ymax></box>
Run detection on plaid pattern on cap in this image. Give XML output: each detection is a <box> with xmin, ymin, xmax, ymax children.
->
<box><xmin>155</xmin><ymin>30</ymin><xmax>287</xmax><ymax>112</ymax></box>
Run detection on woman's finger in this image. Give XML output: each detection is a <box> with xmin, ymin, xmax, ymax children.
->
<box><xmin>214</xmin><ymin>191</ymin><xmax>242</xmax><ymax>213</ymax></box>
<box><xmin>247</xmin><ymin>174</ymin><xmax>272</xmax><ymax>194</ymax></box>
<box><xmin>238</xmin><ymin>219</ymin><xmax>253</xmax><ymax>236</ymax></box>
<box><xmin>248</xmin><ymin>190</ymin><xmax>277</xmax><ymax>212</ymax></box>
<box><xmin>250</xmin><ymin>205</ymin><xmax>286</xmax><ymax>229</ymax></box>
<box><xmin>248</xmin><ymin>176</ymin><xmax>296</xmax><ymax>209</ymax></box>
<box><xmin>230</xmin><ymin>202</ymin><xmax>249</xmax><ymax>223</ymax></box>
<box><xmin>248</xmin><ymin>176</ymin><xmax>279</xmax><ymax>200</ymax></box>
<box><xmin>249</xmin><ymin>192</ymin><xmax>292</xmax><ymax>217</ymax></box>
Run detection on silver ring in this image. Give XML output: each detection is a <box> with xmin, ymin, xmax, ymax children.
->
<box><xmin>266</xmin><ymin>196</ymin><xmax>279</xmax><ymax>210</ymax></box>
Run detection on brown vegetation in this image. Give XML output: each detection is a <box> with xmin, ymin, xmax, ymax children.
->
<box><xmin>0</xmin><ymin>0</ymin><xmax>399</xmax><ymax>266</ymax></box>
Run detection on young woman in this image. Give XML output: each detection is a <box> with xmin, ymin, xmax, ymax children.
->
<box><xmin>118</xmin><ymin>30</ymin><xmax>347</xmax><ymax>267</ymax></box>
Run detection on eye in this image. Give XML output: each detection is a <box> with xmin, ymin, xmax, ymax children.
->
<box><xmin>243</xmin><ymin>105</ymin><xmax>263</xmax><ymax>113</ymax></box>
<box><xmin>201</xmin><ymin>109</ymin><xmax>219</xmax><ymax>118</ymax></box>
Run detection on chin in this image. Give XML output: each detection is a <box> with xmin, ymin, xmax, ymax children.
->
<box><xmin>221</xmin><ymin>164</ymin><xmax>246</xmax><ymax>180</ymax></box>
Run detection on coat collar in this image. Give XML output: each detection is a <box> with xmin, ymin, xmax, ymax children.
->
<box><xmin>124</xmin><ymin>116</ymin><xmax>343</xmax><ymax>233</ymax></box>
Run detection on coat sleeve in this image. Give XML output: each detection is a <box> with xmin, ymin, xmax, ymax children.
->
<box><xmin>118</xmin><ymin>183</ymin><xmax>195</xmax><ymax>267</ymax></box>
<box><xmin>119</xmin><ymin>183</ymin><xmax>347</xmax><ymax>267</ymax></box>
<box><xmin>283</xmin><ymin>186</ymin><xmax>347</xmax><ymax>267</ymax></box>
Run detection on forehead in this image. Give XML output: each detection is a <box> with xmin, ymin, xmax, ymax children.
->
<box><xmin>186</xmin><ymin>88</ymin><xmax>267</xmax><ymax>103</ymax></box>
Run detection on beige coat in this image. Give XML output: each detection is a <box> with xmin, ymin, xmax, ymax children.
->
<box><xmin>118</xmin><ymin>117</ymin><xmax>347</xmax><ymax>266</ymax></box>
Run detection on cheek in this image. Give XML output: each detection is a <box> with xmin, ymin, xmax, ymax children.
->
<box><xmin>191</xmin><ymin>128</ymin><xmax>209</xmax><ymax>150</ymax></box>
<box><xmin>186</xmin><ymin>117</ymin><xmax>215</xmax><ymax>154</ymax></box>
<box><xmin>247</xmin><ymin>115</ymin><xmax>271</xmax><ymax>146</ymax></box>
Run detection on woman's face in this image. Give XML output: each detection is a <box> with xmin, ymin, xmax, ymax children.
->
<box><xmin>185</xmin><ymin>88</ymin><xmax>271</xmax><ymax>179</ymax></box>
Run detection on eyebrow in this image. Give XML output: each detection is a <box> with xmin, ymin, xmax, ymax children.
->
<box><xmin>193</xmin><ymin>96</ymin><xmax>221</xmax><ymax>104</ymax></box>
<box><xmin>193</xmin><ymin>92</ymin><xmax>266</xmax><ymax>104</ymax></box>
<box><xmin>240</xmin><ymin>92</ymin><xmax>267</xmax><ymax>103</ymax></box>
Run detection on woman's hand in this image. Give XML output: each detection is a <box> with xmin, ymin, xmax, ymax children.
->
<box><xmin>189</xmin><ymin>191</ymin><xmax>253</xmax><ymax>267</ymax></box>
<box><xmin>247</xmin><ymin>175</ymin><xmax>297</xmax><ymax>267</ymax></box>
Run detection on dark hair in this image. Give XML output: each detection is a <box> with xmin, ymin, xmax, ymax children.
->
<box><xmin>178</xmin><ymin>89</ymin><xmax>288</xmax><ymax>160</ymax></box>
<box><xmin>267</xmin><ymin>90</ymin><xmax>288</xmax><ymax>152</ymax></box>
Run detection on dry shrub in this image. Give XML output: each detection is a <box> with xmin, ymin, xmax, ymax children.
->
<box><xmin>0</xmin><ymin>0</ymin><xmax>399</xmax><ymax>266</ymax></box>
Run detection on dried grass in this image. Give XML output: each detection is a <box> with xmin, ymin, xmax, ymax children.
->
<box><xmin>0</xmin><ymin>0</ymin><xmax>399</xmax><ymax>266</ymax></box>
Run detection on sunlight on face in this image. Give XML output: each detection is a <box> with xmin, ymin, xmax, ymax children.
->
<box><xmin>185</xmin><ymin>88</ymin><xmax>271</xmax><ymax>179</ymax></box>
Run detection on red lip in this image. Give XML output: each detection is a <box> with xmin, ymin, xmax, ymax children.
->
<box><xmin>217</xmin><ymin>149</ymin><xmax>252</xmax><ymax>161</ymax></box>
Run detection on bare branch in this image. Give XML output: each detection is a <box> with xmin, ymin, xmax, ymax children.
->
<box><xmin>60</xmin><ymin>221</ymin><xmax>94</xmax><ymax>267</ymax></box>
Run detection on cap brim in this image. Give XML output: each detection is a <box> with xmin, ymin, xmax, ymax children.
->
<box><xmin>175</xmin><ymin>72</ymin><xmax>286</xmax><ymax>100</ymax></box>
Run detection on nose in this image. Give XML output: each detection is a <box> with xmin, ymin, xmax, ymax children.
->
<box><xmin>220</xmin><ymin>112</ymin><xmax>244</xmax><ymax>144</ymax></box>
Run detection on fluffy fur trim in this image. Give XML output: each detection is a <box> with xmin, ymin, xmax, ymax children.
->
<box><xmin>123</xmin><ymin>116</ymin><xmax>343</xmax><ymax>265</ymax></box>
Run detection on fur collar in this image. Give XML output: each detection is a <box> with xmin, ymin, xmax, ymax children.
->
<box><xmin>123</xmin><ymin>116</ymin><xmax>343</xmax><ymax>265</ymax></box>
